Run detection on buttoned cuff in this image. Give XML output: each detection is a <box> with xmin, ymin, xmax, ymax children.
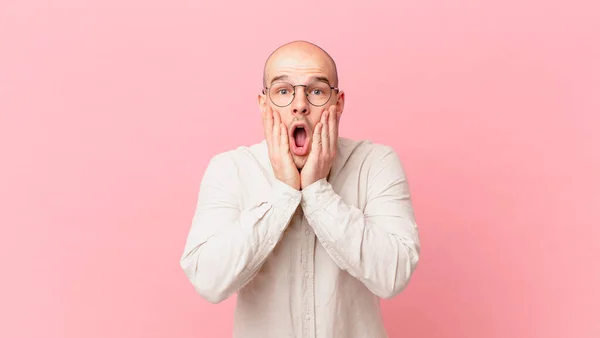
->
<box><xmin>300</xmin><ymin>178</ymin><xmax>337</xmax><ymax>218</ymax></box>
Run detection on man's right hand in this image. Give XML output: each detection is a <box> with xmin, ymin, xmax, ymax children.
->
<box><xmin>262</xmin><ymin>105</ymin><xmax>300</xmax><ymax>190</ymax></box>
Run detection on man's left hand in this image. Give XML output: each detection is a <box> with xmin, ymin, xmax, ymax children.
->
<box><xmin>301</xmin><ymin>105</ymin><xmax>339</xmax><ymax>189</ymax></box>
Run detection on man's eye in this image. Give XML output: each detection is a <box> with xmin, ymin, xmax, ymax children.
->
<box><xmin>312</xmin><ymin>89</ymin><xmax>322</xmax><ymax>95</ymax></box>
<box><xmin>278</xmin><ymin>89</ymin><xmax>289</xmax><ymax>95</ymax></box>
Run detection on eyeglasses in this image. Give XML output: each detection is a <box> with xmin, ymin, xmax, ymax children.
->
<box><xmin>263</xmin><ymin>81</ymin><xmax>339</xmax><ymax>107</ymax></box>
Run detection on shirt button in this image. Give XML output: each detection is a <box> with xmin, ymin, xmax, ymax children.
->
<box><xmin>304</xmin><ymin>272</ymin><xmax>310</xmax><ymax>278</ymax></box>
<box><xmin>305</xmin><ymin>314</ymin><xmax>311</xmax><ymax>321</ymax></box>
<box><xmin>305</xmin><ymin>229</ymin><xmax>310</xmax><ymax>235</ymax></box>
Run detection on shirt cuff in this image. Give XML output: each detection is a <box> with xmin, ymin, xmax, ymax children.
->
<box><xmin>270</xmin><ymin>178</ymin><xmax>302</xmax><ymax>204</ymax></box>
<box><xmin>241</xmin><ymin>178</ymin><xmax>301</xmax><ymax>230</ymax></box>
<box><xmin>300</xmin><ymin>178</ymin><xmax>337</xmax><ymax>217</ymax></box>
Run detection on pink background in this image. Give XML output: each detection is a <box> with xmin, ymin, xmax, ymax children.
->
<box><xmin>1</xmin><ymin>0</ymin><xmax>599</xmax><ymax>337</ymax></box>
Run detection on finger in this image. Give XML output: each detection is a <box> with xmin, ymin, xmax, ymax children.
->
<box><xmin>265</xmin><ymin>105</ymin><xmax>274</xmax><ymax>130</ymax></box>
<box><xmin>274</xmin><ymin>109</ymin><xmax>281</xmax><ymax>134</ymax></box>
<box><xmin>322</xmin><ymin>109</ymin><xmax>330</xmax><ymax>154</ymax></box>
<box><xmin>281</xmin><ymin>123</ymin><xmax>290</xmax><ymax>153</ymax></box>
<box><xmin>313</xmin><ymin>122</ymin><xmax>323</xmax><ymax>154</ymax></box>
<box><xmin>263</xmin><ymin>105</ymin><xmax>274</xmax><ymax>153</ymax></box>
<box><xmin>273</xmin><ymin>110</ymin><xmax>281</xmax><ymax>154</ymax></box>
<box><xmin>329</xmin><ymin>106</ymin><xmax>338</xmax><ymax>153</ymax></box>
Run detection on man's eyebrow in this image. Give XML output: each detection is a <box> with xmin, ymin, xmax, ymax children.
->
<box><xmin>270</xmin><ymin>75</ymin><xmax>290</xmax><ymax>85</ymax></box>
<box><xmin>312</xmin><ymin>76</ymin><xmax>331</xmax><ymax>85</ymax></box>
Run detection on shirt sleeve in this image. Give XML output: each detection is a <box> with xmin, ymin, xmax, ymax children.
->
<box><xmin>180</xmin><ymin>153</ymin><xmax>302</xmax><ymax>303</ymax></box>
<box><xmin>300</xmin><ymin>146</ymin><xmax>421</xmax><ymax>299</ymax></box>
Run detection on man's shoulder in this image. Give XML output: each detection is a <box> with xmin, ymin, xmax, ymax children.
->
<box><xmin>329</xmin><ymin>137</ymin><xmax>403</xmax><ymax>181</ymax></box>
<box><xmin>337</xmin><ymin>137</ymin><xmax>398</xmax><ymax>162</ymax></box>
<box><xmin>206</xmin><ymin>139</ymin><xmax>268</xmax><ymax>167</ymax></box>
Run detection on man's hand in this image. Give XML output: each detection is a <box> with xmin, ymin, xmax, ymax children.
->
<box><xmin>263</xmin><ymin>105</ymin><xmax>301</xmax><ymax>190</ymax></box>
<box><xmin>301</xmin><ymin>105</ymin><xmax>339</xmax><ymax>189</ymax></box>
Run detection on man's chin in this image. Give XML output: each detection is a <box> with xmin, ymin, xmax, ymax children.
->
<box><xmin>292</xmin><ymin>155</ymin><xmax>308</xmax><ymax>170</ymax></box>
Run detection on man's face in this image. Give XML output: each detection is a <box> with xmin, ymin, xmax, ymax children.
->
<box><xmin>259</xmin><ymin>47</ymin><xmax>345</xmax><ymax>170</ymax></box>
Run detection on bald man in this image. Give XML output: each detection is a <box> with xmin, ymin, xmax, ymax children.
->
<box><xmin>180</xmin><ymin>41</ymin><xmax>421</xmax><ymax>338</ymax></box>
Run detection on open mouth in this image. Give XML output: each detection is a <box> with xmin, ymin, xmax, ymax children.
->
<box><xmin>290</xmin><ymin>124</ymin><xmax>309</xmax><ymax>156</ymax></box>
<box><xmin>293</xmin><ymin>126</ymin><xmax>307</xmax><ymax>147</ymax></box>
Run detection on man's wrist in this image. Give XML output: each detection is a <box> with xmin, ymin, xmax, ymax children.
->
<box><xmin>300</xmin><ymin>173</ymin><xmax>327</xmax><ymax>190</ymax></box>
<box><xmin>300</xmin><ymin>178</ymin><xmax>335</xmax><ymax>216</ymax></box>
<box><xmin>274</xmin><ymin>177</ymin><xmax>301</xmax><ymax>194</ymax></box>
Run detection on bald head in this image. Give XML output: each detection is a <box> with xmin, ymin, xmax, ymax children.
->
<box><xmin>262</xmin><ymin>40</ymin><xmax>338</xmax><ymax>88</ymax></box>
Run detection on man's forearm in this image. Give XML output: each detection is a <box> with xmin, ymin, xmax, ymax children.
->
<box><xmin>180</xmin><ymin>158</ymin><xmax>301</xmax><ymax>303</ymax></box>
<box><xmin>300</xmin><ymin>148</ymin><xmax>421</xmax><ymax>299</ymax></box>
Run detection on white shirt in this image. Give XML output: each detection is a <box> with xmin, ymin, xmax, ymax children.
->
<box><xmin>180</xmin><ymin>137</ymin><xmax>421</xmax><ymax>338</ymax></box>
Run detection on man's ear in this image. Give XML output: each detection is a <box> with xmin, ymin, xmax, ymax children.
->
<box><xmin>335</xmin><ymin>90</ymin><xmax>345</xmax><ymax>117</ymax></box>
<box><xmin>258</xmin><ymin>94</ymin><xmax>266</xmax><ymax>115</ymax></box>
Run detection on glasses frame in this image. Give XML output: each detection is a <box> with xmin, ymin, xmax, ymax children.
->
<box><xmin>262</xmin><ymin>81</ymin><xmax>340</xmax><ymax>107</ymax></box>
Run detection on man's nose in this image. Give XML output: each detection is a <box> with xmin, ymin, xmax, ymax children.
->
<box><xmin>291</xmin><ymin>88</ymin><xmax>309</xmax><ymax>115</ymax></box>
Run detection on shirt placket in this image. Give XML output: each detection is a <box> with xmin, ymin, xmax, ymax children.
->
<box><xmin>301</xmin><ymin>210</ymin><xmax>316</xmax><ymax>338</ymax></box>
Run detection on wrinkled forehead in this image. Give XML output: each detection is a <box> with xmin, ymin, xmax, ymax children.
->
<box><xmin>265</xmin><ymin>50</ymin><xmax>337</xmax><ymax>86</ymax></box>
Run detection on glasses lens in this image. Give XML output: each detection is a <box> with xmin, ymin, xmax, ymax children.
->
<box><xmin>268</xmin><ymin>81</ymin><xmax>333</xmax><ymax>107</ymax></box>
<box><xmin>306</xmin><ymin>81</ymin><xmax>332</xmax><ymax>106</ymax></box>
<box><xmin>269</xmin><ymin>82</ymin><xmax>294</xmax><ymax>107</ymax></box>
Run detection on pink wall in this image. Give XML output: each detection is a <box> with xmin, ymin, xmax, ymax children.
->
<box><xmin>1</xmin><ymin>0</ymin><xmax>598</xmax><ymax>337</ymax></box>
